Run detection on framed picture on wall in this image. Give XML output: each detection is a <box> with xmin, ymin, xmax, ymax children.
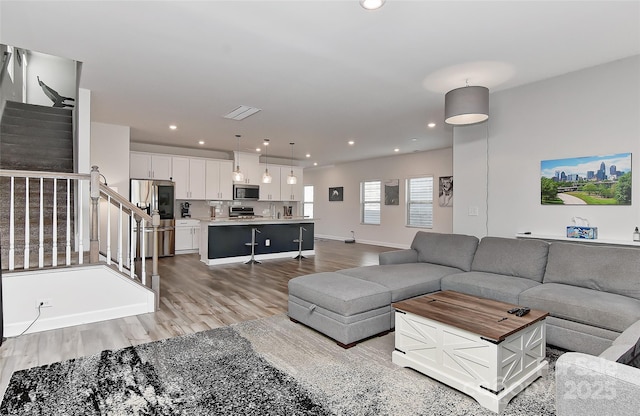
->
<box><xmin>439</xmin><ymin>176</ymin><xmax>453</xmax><ymax>207</ymax></box>
<box><xmin>384</xmin><ymin>179</ymin><xmax>399</xmax><ymax>205</ymax></box>
<box><xmin>329</xmin><ymin>186</ymin><xmax>344</xmax><ymax>201</ymax></box>
<box><xmin>540</xmin><ymin>153</ymin><xmax>632</xmax><ymax>205</ymax></box>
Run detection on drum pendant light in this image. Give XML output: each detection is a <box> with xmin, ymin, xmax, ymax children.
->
<box><xmin>444</xmin><ymin>84</ymin><xmax>489</xmax><ymax>126</ymax></box>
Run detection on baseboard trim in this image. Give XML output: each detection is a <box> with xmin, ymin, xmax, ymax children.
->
<box><xmin>315</xmin><ymin>234</ymin><xmax>409</xmax><ymax>249</ymax></box>
<box><xmin>4</xmin><ymin>303</ymin><xmax>152</xmax><ymax>337</ymax></box>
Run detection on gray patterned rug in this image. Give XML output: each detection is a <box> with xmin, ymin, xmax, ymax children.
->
<box><xmin>0</xmin><ymin>314</ymin><xmax>561</xmax><ymax>415</ymax></box>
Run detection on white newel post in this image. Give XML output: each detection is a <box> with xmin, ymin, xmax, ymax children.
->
<box><xmin>151</xmin><ymin>209</ymin><xmax>160</xmax><ymax>310</ymax></box>
<box><xmin>90</xmin><ymin>166</ymin><xmax>100</xmax><ymax>263</ymax></box>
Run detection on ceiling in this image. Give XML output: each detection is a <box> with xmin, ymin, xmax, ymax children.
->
<box><xmin>1</xmin><ymin>1</ymin><xmax>639</xmax><ymax>167</ymax></box>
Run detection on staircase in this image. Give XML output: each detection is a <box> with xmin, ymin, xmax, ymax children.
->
<box><xmin>0</xmin><ymin>101</ymin><xmax>75</xmax><ymax>269</ymax></box>
<box><xmin>0</xmin><ymin>101</ymin><xmax>73</xmax><ymax>172</ymax></box>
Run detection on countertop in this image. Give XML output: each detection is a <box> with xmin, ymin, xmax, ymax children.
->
<box><xmin>195</xmin><ymin>217</ymin><xmax>315</xmax><ymax>226</ymax></box>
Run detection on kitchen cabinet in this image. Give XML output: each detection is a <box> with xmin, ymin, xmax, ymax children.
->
<box><xmin>172</xmin><ymin>157</ymin><xmax>206</xmax><ymax>200</ymax></box>
<box><xmin>233</xmin><ymin>152</ymin><xmax>261</xmax><ymax>185</ymax></box>
<box><xmin>280</xmin><ymin>166</ymin><xmax>304</xmax><ymax>201</ymax></box>
<box><xmin>258</xmin><ymin>164</ymin><xmax>282</xmax><ymax>201</ymax></box>
<box><xmin>205</xmin><ymin>159</ymin><xmax>233</xmax><ymax>200</ymax></box>
<box><xmin>175</xmin><ymin>219</ymin><xmax>200</xmax><ymax>253</ymax></box>
<box><xmin>130</xmin><ymin>152</ymin><xmax>172</xmax><ymax>180</ymax></box>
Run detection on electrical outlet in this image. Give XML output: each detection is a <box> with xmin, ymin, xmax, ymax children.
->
<box><xmin>265</xmin><ymin>239</ymin><xmax>271</xmax><ymax>247</ymax></box>
<box><xmin>36</xmin><ymin>298</ymin><xmax>53</xmax><ymax>308</ymax></box>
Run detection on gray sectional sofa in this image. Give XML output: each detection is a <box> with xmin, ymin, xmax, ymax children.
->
<box><xmin>288</xmin><ymin>231</ymin><xmax>640</xmax><ymax>413</ymax></box>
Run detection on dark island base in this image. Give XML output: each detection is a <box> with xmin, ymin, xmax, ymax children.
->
<box><xmin>202</xmin><ymin>222</ymin><xmax>314</xmax><ymax>265</ymax></box>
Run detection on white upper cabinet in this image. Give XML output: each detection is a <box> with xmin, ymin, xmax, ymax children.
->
<box><xmin>130</xmin><ymin>152</ymin><xmax>172</xmax><ymax>180</ymax></box>
<box><xmin>172</xmin><ymin>156</ymin><xmax>206</xmax><ymax>200</ymax></box>
<box><xmin>206</xmin><ymin>159</ymin><xmax>233</xmax><ymax>200</ymax></box>
<box><xmin>233</xmin><ymin>152</ymin><xmax>261</xmax><ymax>185</ymax></box>
<box><xmin>280</xmin><ymin>166</ymin><xmax>304</xmax><ymax>201</ymax></box>
<box><xmin>258</xmin><ymin>164</ymin><xmax>282</xmax><ymax>201</ymax></box>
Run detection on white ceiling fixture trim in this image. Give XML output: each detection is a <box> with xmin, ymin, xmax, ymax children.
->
<box><xmin>223</xmin><ymin>105</ymin><xmax>262</xmax><ymax>121</ymax></box>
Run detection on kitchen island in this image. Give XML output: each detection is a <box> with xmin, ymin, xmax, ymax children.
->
<box><xmin>197</xmin><ymin>217</ymin><xmax>315</xmax><ymax>265</ymax></box>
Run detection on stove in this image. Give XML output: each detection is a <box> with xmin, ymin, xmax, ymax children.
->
<box><xmin>229</xmin><ymin>206</ymin><xmax>255</xmax><ymax>218</ymax></box>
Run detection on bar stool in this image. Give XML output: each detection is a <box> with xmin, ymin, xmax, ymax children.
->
<box><xmin>245</xmin><ymin>227</ymin><xmax>261</xmax><ymax>264</ymax></box>
<box><xmin>293</xmin><ymin>226</ymin><xmax>307</xmax><ymax>260</ymax></box>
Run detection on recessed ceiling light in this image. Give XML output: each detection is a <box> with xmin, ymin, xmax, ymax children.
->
<box><xmin>169</xmin><ymin>125</ymin><xmax>177</xmax><ymax>130</ymax></box>
<box><xmin>394</xmin><ymin>148</ymin><xmax>400</xmax><ymax>152</ymax></box>
<box><xmin>256</xmin><ymin>148</ymin><xmax>261</xmax><ymax>152</ymax></box>
<box><xmin>348</xmin><ymin>140</ymin><xmax>355</xmax><ymax>145</ymax></box>
<box><xmin>428</xmin><ymin>122</ymin><xmax>436</xmax><ymax>128</ymax></box>
<box><xmin>313</xmin><ymin>162</ymin><xmax>318</xmax><ymax>166</ymax></box>
<box><xmin>198</xmin><ymin>140</ymin><xmax>205</xmax><ymax>145</ymax></box>
<box><xmin>411</xmin><ymin>138</ymin><xmax>418</xmax><ymax>142</ymax></box>
<box><xmin>306</xmin><ymin>153</ymin><xmax>311</xmax><ymax>158</ymax></box>
<box><xmin>360</xmin><ymin>0</ymin><xmax>385</xmax><ymax>11</ymax></box>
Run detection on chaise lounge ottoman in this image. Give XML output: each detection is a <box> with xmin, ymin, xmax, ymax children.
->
<box><xmin>288</xmin><ymin>272</ymin><xmax>392</xmax><ymax>348</ymax></box>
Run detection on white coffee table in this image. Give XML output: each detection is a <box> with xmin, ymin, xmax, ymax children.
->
<box><xmin>392</xmin><ymin>291</ymin><xmax>549</xmax><ymax>413</ymax></box>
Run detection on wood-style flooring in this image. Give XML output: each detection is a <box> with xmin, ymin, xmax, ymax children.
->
<box><xmin>0</xmin><ymin>239</ymin><xmax>394</xmax><ymax>401</ymax></box>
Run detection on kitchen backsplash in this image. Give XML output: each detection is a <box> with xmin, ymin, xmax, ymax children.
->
<box><xmin>175</xmin><ymin>200</ymin><xmax>300</xmax><ymax>219</ymax></box>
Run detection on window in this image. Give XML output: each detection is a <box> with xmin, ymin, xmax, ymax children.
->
<box><xmin>406</xmin><ymin>176</ymin><xmax>433</xmax><ymax>228</ymax></box>
<box><xmin>361</xmin><ymin>180</ymin><xmax>381</xmax><ymax>225</ymax></box>
<box><xmin>303</xmin><ymin>185</ymin><xmax>314</xmax><ymax>218</ymax></box>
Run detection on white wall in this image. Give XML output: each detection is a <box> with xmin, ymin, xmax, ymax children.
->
<box><xmin>25</xmin><ymin>50</ymin><xmax>76</xmax><ymax>106</ymax></box>
<box><xmin>453</xmin><ymin>123</ymin><xmax>488</xmax><ymax>237</ymax></box>
<box><xmin>91</xmin><ymin>122</ymin><xmax>131</xmax><ymax>194</ymax></box>
<box><xmin>91</xmin><ymin>122</ymin><xmax>131</xmax><ymax>259</ymax></box>
<box><xmin>2</xmin><ymin>266</ymin><xmax>155</xmax><ymax>336</ymax></box>
<box><xmin>454</xmin><ymin>55</ymin><xmax>640</xmax><ymax>240</ymax></box>
<box><xmin>304</xmin><ymin>148</ymin><xmax>453</xmax><ymax>248</ymax></box>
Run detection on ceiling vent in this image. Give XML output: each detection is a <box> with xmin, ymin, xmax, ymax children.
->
<box><xmin>223</xmin><ymin>105</ymin><xmax>261</xmax><ymax>120</ymax></box>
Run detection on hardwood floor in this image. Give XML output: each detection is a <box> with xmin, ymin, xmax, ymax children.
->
<box><xmin>0</xmin><ymin>239</ymin><xmax>394</xmax><ymax>400</ymax></box>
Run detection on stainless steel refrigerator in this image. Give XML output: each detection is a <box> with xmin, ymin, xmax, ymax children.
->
<box><xmin>130</xmin><ymin>179</ymin><xmax>175</xmax><ymax>257</ymax></box>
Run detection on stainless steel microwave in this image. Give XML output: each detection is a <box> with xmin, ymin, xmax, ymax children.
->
<box><xmin>233</xmin><ymin>184</ymin><xmax>260</xmax><ymax>200</ymax></box>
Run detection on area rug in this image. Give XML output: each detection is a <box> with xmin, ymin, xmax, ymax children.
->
<box><xmin>0</xmin><ymin>314</ymin><xmax>561</xmax><ymax>415</ymax></box>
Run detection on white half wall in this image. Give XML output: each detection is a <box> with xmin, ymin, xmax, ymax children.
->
<box><xmin>304</xmin><ymin>148</ymin><xmax>453</xmax><ymax>248</ymax></box>
<box><xmin>2</xmin><ymin>265</ymin><xmax>155</xmax><ymax>337</ymax></box>
<box><xmin>453</xmin><ymin>55</ymin><xmax>640</xmax><ymax>240</ymax></box>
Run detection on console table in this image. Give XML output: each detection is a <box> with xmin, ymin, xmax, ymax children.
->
<box><xmin>515</xmin><ymin>232</ymin><xmax>640</xmax><ymax>247</ymax></box>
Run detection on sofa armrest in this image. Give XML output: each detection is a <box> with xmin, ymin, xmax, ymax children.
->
<box><xmin>556</xmin><ymin>352</ymin><xmax>640</xmax><ymax>416</ymax></box>
<box><xmin>379</xmin><ymin>249</ymin><xmax>418</xmax><ymax>265</ymax></box>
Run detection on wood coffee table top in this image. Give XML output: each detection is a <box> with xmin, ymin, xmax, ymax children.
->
<box><xmin>392</xmin><ymin>291</ymin><xmax>548</xmax><ymax>342</ymax></box>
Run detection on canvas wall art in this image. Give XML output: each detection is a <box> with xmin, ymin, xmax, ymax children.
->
<box><xmin>540</xmin><ymin>153</ymin><xmax>632</xmax><ymax>205</ymax></box>
<box><xmin>329</xmin><ymin>187</ymin><xmax>343</xmax><ymax>202</ymax></box>
<box><xmin>439</xmin><ymin>176</ymin><xmax>453</xmax><ymax>207</ymax></box>
<box><xmin>384</xmin><ymin>179</ymin><xmax>399</xmax><ymax>205</ymax></box>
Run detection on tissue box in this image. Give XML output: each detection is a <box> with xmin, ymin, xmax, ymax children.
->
<box><xmin>566</xmin><ymin>226</ymin><xmax>598</xmax><ymax>239</ymax></box>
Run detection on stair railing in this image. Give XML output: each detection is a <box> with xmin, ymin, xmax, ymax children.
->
<box><xmin>91</xmin><ymin>166</ymin><xmax>160</xmax><ymax>296</ymax></box>
<box><xmin>0</xmin><ymin>168</ymin><xmax>88</xmax><ymax>269</ymax></box>
<box><xmin>0</xmin><ymin>166</ymin><xmax>160</xmax><ymax>306</ymax></box>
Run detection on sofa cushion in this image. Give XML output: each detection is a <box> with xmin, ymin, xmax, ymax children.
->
<box><xmin>339</xmin><ymin>263</ymin><xmax>456</xmax><ymax>301</ymax></box>
<box><xmin>410</xmin><ymin>231</ymin><xmax>479</xmax><ymax>272</ymax></box>
<box><xmin>543</xmin><ymin>242</ymin><xmax>640</xmax><ymax>300</ymax></box>
<box><xmin>441</xmin><ymin>271</ymin><xmax>540</xmax><ymax>305</ymax></box>
<box><xmin>379</xmin><ymin>249</ymin><xmax>419</xmax><ymax>265</ymax></box>
<box><xmin>288</xmin><ymin>272</ymin><xmax>391</xmax><ymax>316</ymax></box>
<box><xmin>471</xmin><ymin>237</ymin><xmax>549</xmax><ymax>282</ymax></box>
<box><xmin>519</xmin><ymin>283</ymin><xmax>640</xmax><ymax>332</ymax></box>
